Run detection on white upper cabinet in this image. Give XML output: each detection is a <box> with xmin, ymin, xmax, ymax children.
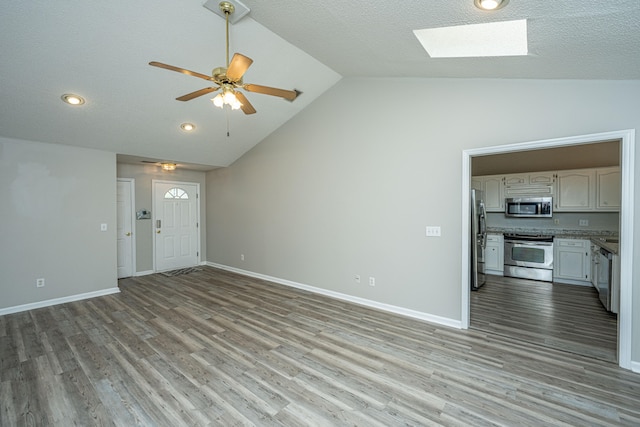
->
<box><xmin>504</xmin><ymin>174</ymin><xmax>528</xmax><ymax>186</ymax></box>
<box><xmin>480</xmin><ymin>175</ymin><xmax>505</xmax><ymax>212</ymax></box>
<box><xmin>473</xmin><ymin>167</ymin><xmax>619</xmax><ymax>213</ymax></box>
<box><xmin>596</xmin><ymin>167</ymin><xmax>621</xmax><ymax>211</ymax></box>
<box><xmin>471</xmin><ymin>177</ymin><xmax>483</xmax><ymax>191</ymax></box>
<box><xmin>502</xmin><ymin>172</ymin><xmax>555</xmax><ymax>197</ymax></box>
<box><xmin>504</xmin><ymin>172</ymin><xmax>555</xmax><ymax>186</ymax></box>
<box><xmin>528</xmin><ymin>172</ymin><xmax>555</xmax><ymax>185</ymax></box>
<box><xmin>555</xmin><ymin>169</ymin><xmax>596</xmax><ymax>211</ymax></box>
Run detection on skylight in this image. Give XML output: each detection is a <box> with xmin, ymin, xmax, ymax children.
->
<box><xmin>413</xmin><ymin>19</ymin><xmax>528</xmax><ymax>58</ymax></box>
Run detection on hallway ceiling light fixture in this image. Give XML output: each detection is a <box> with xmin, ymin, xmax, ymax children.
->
<box><xmin>474</xmin><ymin>0</ymin><xmax>509</xmax><ymax>10</ymax></box>
<box><xmin>180</xmin><ymin>122</ymin><xmax>196</xmax><ymax>132</ymax></box>
<box><xmin>61</xmin><ymin>93</ymin><xmax>85</xmax><ymax>105</ymax></box>
<box><xmin>160</xmin><ymin>163</ymin><xmax>177</xmax><ymax>171</ymax></box>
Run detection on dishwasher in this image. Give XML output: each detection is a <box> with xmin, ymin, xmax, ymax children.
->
<box><xmin>596</xmin><ymin>246</ymin><xmax>620</xmax><ymax>313</ymax></box>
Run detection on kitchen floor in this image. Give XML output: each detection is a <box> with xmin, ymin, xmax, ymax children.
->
<box><xmin>470</xmin><ymin>275</ymin><xmax>618</xmax><ymax>363</ymax></box>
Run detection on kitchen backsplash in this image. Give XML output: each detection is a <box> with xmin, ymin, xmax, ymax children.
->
<box><xmin>486</xmin><ymin>212</ymin><xmax>619</xmax><ymax>234</ymax></box>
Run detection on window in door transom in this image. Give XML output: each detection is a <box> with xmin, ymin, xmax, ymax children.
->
<box><xmin>164</xmin><ymin>187</ymin><xmax>189</xmax><ymax>199</ymax></box>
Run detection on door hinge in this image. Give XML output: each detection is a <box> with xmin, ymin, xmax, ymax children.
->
<box><xmin>197</xmin><ymin>251</ymin><xmax>199</xmax><ymax>257</ymax></box>
<box><xmin>196</xmin><ymin>222</ymin><xmax>199</xmax><ymax>228</ymax></box>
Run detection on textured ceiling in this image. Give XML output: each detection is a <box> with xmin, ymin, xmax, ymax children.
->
<box><xmin>1</xmin><ymin>1</ymin><xmax>639</xmax><ymax>170</ymax></box>
<box><xmin>242</xmin><ymin>0</ymin><xmax>640</xmax><ymax>79</ymax></box>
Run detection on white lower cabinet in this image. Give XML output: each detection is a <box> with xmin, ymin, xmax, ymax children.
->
<box><xmin>554</xmin><ymin>238</ymin><xmax>591</xmax><ymax>285</ymax></box>
<box><xmin>485</xmin><ymin>233</ymin><xmax>504</xmax><ymax>275</ymax></box>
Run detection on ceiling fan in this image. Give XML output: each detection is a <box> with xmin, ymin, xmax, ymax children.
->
<box><xmin>149</xmin><ymin>1</ymin><xmax>299</xmax><ymax>115</ymax></box>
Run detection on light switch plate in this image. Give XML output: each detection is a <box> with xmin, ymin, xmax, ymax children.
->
<box><xmin>100</xmin><ymin>223</ymin><xmax>108</xmax><ymax>231</ymax></box>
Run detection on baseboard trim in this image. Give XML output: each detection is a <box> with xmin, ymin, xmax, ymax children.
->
<box><xmin>631</xmin><ymin>360</ymin><xmax>640</xmax><ymax>374</ymax></box>
<box><xmin>207</xmin><ymin>262</ymin><xmax>462</xmax><ymax>329</ymax></box>
<box><xmin>0</xmin><ymin>287</ymin><xmax>121</xmax><ymax>316</ymax></box>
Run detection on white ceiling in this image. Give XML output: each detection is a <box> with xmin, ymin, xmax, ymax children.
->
<box><xmin>243</xmin><ymin>0</ymin><xmax>640</xmax><ymax>79</ymax></box>
<box><xmin>1</xmin><ymin>1</ymin><xmax>639</xmax><ymax>170</ymax></box>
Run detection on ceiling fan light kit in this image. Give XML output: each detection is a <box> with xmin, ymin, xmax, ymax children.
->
<box><xmin>149</xmin><ymin>0</ymin><xmax>299</xmax><ymax>116</ymax></box>
<box><xmin>474</xmin><ymin>0</ymin><xmax>509</xmax><ymax>11</ymax></box>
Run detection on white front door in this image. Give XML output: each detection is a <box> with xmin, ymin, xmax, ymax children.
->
<box><xmin>153</xmin><ymin>180</ymin><xmax>199</xmax><ymax>272</ymax></box>
<box><xmin>116</xmin><ymin>179</ymin><xmax>135</xmax><ymax>278</ymax></box>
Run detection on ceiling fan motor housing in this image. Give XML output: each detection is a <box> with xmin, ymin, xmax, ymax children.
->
<box><xmin>212</xmin><ymin>67</ymin><xmax>242</xmax><ymax>86</ymax></box>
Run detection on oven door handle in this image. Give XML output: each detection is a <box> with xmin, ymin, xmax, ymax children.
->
<box><xmin>505</xmin><ymin>240</ymin><xmax>553</xmax><ymax>247</ymax></box>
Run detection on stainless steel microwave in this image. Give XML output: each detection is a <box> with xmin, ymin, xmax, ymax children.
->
<box><xmin>505</xmin><ymin>197</ymin><xmax>553</xmax><ymax>218</ymax></box>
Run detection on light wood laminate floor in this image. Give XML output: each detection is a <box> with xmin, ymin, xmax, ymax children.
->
<box><xmin>471</xmin><ymin>275</ymin><xmax>618</xmax><ymax>363</ymax></box>
<box><xmin>1</xmin><ymin>267</ymin><xmax>639</xmax><ymax>426</ymax></box>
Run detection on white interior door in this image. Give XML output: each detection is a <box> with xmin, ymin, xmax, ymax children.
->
<box><xmin>153</xmin><ymin>181</ymin><xmax>199</xmax><ymax>272</ymax></box>
<box><xmin>117</xmin><ymin>179</ymin><xmax>135</xmax><ymax>278</ymax></box>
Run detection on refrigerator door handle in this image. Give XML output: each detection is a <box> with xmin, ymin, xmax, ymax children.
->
<box><xmin>479</xmin><ymin>202</ymin><xmax>487</xmax><ymax>248</ymax></box>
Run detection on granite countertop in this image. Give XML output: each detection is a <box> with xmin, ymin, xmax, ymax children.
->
<box><xmin>590</xmin><ymin>238</ymin><xmax>619</xmax><ymax>255</ymax></box>
<box><xmin>486</xmin><ymin>227</ymin><xmax>619</xmax><ymax>254</ymax></box>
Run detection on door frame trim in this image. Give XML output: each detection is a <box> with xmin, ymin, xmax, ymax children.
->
<box><xmin>117</xmin><ymin>178</ymin><xmax>136</xmax><ymax>278</ymax></box>
<box><xmin>151</xmin><ymin>179</ymin><xmax>201</xmax><ymax>272</ymax></box>
<box><xmin>461</xmin><ymin>129</ymin><xmax>635</xmax><ymax>371</ymax></box>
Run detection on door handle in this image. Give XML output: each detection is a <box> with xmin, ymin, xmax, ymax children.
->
<box><xmin>157</xmin><ymin>230</ymin><xmax>161</xmax><ymax>234</ymax></box>
<box><xmin>125</xmin><ymin>232</ymin><xmax>131</xmax><ymax>236</ymax></box>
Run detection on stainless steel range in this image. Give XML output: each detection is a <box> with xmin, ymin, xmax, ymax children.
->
<box><xmin>504</xmin><ymin>233</ymin><xmax>554</xmax><ymax>282</ymax></box>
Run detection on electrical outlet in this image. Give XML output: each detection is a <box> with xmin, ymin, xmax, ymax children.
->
<box><xmin>369</xmin><ymin>277</ymin><xmax>375</xmax><ymax>286</ymax></box>
<box><xmin>579</xmin><ymin>219</ymin><xmax>589</xmax><ymax>226</ymax></box>
<box><xmin>355</xmin><ymin>275</ymin><xmax>361</xmax><ymax>283</ymax></box>
<box><xmin>36</xmin><ymin>278</ymin><xmax>45</xmax><ymax>288</ymax></box>
<box><xmin>241</xmin><ymin>254</ymin><xmax>245</xmax><ymax>261</ymax></box>
<box><xmin>554</xmin><ymin>219</ymin><xmax>560</xmax><ymax>225</ymax></box>
<box><xmin>426</xmin><ymin>226</ymin><xmax>441</xmax><ymax>237</ymax></box>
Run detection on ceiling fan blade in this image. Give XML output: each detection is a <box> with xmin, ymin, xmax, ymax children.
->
<box><xmin>149</xmin><ymin>61</ymin><xmax>213</xmax><ymax>81</ymax></box>
<box><xmin>176</xmin><ymin>87</ymin><xmax>219</xmax><ymax>102</ymax></box>
<box><xmin>235</xmin><ymin>91</ymin><xmax>256</xmax><ymax>115</ymax></box>
<box><xmin>226</xmin><ymin>53</ymin><xmax>253</xmax><ymax>82</ymax></box>
<box><xmin>243</xmin><ymin>84</ymin><xmax>299</xmax><ymax>101</ymax></box>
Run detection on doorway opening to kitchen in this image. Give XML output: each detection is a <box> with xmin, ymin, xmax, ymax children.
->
<box><xmin>461</xmin><ymin>130</ymin><xmax>634</xmax><ymax>370</ymax></box>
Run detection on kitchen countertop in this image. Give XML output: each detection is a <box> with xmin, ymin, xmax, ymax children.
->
<box><xmin>590</xmin><ymin>238</ymin><xmax>619</xmax><ymax>255</ymax></box>
<box><xmin>487</xmin><ymin>227</ymin><xmax>619</xmax><ymax>254</ymax></box>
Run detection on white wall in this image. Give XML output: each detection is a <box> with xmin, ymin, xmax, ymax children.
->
<box><xmin>0</xmin><ymin>137</ymin><xmax>117</xmax><ymax>310</ymax></box>
<box><xmin>206</xmin><ymin>78</ymin><xmax>640</xmax><ymax>364</ymax></box>
<box><xmin>117</xmin><ymin>163</ymin><xmax>207</xmax><ymax>273</ymax></box>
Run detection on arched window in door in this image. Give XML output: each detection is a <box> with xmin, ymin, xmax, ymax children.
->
<box><xmin>164</xmin><ymin>187</ymin><xmax>189</xmax><ymax>199</ymax></box>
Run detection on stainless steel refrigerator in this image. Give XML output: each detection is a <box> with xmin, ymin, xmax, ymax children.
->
<box><xmin>471</xmin><ymin>189</ymin><xmax>487</xmax><ymax>290</ymax></box>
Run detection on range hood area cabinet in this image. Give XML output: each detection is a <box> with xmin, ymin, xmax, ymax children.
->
<box><xmin>472</xmin><ymin>167</ymin><xmax>620</xmax><ymax>213</ymax></box>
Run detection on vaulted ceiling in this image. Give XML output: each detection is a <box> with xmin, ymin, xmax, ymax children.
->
<box><xmin>1</xmin><ymin>1</ymin><xmax>639</xmax><ymax>170</ymax></box>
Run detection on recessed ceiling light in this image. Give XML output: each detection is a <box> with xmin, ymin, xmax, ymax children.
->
<box><xmin>474</xmin><ymin>0</ymin><xmax>509</xmax><ymax>11</ymax></box>
<box><xmin>61</xmin><ymin>94</ymin><xmax>85</xmax><ymax>105</ymax></box>
<box><xmin>180</xmin><ymin>123</ymin><xmax>196</xmax><ymax>132</ymax></box>
<box><xmin>414</xmin><ymin>19</ymin><xmax>528</xmax><ymax>58</ymax></box>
